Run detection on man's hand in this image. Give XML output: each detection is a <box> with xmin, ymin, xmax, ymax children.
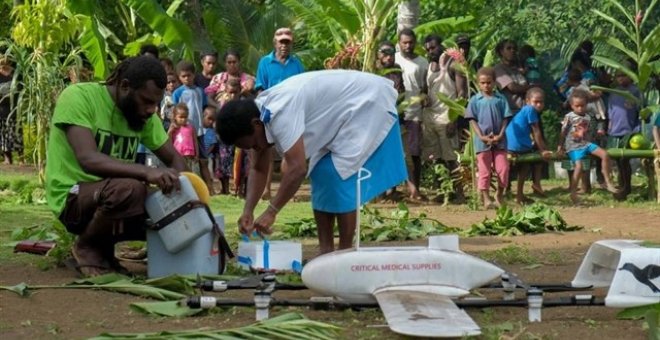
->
<box><xmin>145</xmin><ymin>167</ymin><xmax>180</xmax><ymax>194</ymax></box>
<box><xmin>556</xmin><ymin>146</ymin><xmax>565</xmax><ymax>157</ymax></box>
<box><xmin>254</xmin><ymin>209</ymin><xmax>277</xmax><ymax>236</ymax></box>
<box><xmin>238</xmin><ymin>212</ymin><xmax>255</xmax><ymax>235</ymax></box>
<box><xmin>540</xmin><ymin>150</ymin><xmax>553</xmax><ymax>160</ymax></box>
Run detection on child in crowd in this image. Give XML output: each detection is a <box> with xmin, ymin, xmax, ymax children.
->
<box><xmin>201</xmin><ymin>106</ymin><xmax>218</xmax><ymax>195</ymax></box>
<box><xmin>518</xmin><ymin>45</ymin><xmax>540</xmax><ymax>86</ymax></box>
<box><xmin>558</xmin><ymin>90</ymin><xmax>619</xmax><ymax>204</ymax></box>
<box><xmin>607</xmin><ymin>71</ymin><xmax>641</xmax><ymax>200</ymax></box>
<box><xmin>173</xmin><ymin>61</ymin><xmax>211</xmax><ymax>182</ymax></box>
<box><xmin>465</xmin><ymin>67</ymin><xmax>512</xmax><ymax>209</ymax></box>
<box><xmin>168</xmin><ymin>103</ymin><xmax>198</xmax><ymax>171</ymax></box>
<box><xmin>217</xmin><ymin>78</ymin><xmax>249</xmax><ymax>196</ymax></box>
<box><xmin>505</xmin><ymin>87</ymin><xmax>552</xmax><ymax>205</ymax></box>
<box><xmin>160</xmin><ymin>72</ymin><xmax>180</xmax><ymax>131</ymax></box>
<box><xmin>561</xmin><ymin>68</ymin><xmax>607</xmax><ymax>193</ymax></box>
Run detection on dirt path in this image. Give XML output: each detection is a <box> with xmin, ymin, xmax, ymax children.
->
<box><xmin>1</xmin><ymin>202</ymin><xmax>659</xmax><ymax>339</ymax></box>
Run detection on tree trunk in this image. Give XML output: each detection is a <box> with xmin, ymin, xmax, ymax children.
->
<box><xmin>396</xmin><ymin>0</ymin><xmax>419</xmax><ymax>34</ymax></box>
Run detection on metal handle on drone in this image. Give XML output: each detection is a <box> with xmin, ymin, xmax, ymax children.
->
<box><xmin>355</xmin><ymin>168</ymin><xmax>372</xmax><ymax>250</ymax></box>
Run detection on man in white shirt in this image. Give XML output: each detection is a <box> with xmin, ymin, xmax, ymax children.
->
<box><xmin>396</xmin><ymin>28</ymin><xmax>428</xmax><ymax>200</ymax></box>
<box><xmin>216</xmin><ymin>70</ymin><xmax>407</xmax><ymax>254</ymax></box>
<box><xmin>422</xmin><ymin>34</ymin><xmax>465</xmax><ymax>203</ymax></box>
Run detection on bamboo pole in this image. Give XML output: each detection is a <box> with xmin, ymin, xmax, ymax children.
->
<box><xmin>460</xmin><ymin>149</ymin><xmax>657</xmax><ymax>164</ymax></box>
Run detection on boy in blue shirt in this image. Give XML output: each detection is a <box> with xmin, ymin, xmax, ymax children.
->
<box><xmin>505</xmin><ymin>87</ymin><xmax>552</xmax><ymax>205</ymax></box>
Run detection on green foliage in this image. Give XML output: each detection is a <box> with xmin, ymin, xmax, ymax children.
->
<box><xmin>122</xmin><ymin>0</ymin><xmax>196</xmax><ymax>61</ymax></box>
<box><xmin>360</xmin><ymin>203</ymin><xmax>460</xmax><ymax>241</ymax></box>
<box><xmin>617</xmin><ymin>303</ymin><xmax>660</xmax><ymax>339</ymax></box>
<box><xmin>421</xmin><ymin>162</ymin><xmax>455</xmax><ymax>206</ymax></box>
<box><xmin>281</xmin><ymin>0</ymin><xmax>400</xmax><ymax>72</ymax></box>
<box><xmin>481</xmin><ymin>245</ymin><xmax>538</xmax><ymax>265</ymax></box>
<box><xmin>0</xmin><ymin>40</ymin><xmax>81</xmax><ymax>180</ymax></box>
<box><xmin>282</xmin><ymin>217</ymin><xmax>317</xmax><ymax>238</ymax></box>
<box><xmin>591</xmin><ymin>0</ymin><xmax>659</xmax><ymax>115</ymax></box>
<box><xmin>9</xmin><ymin>220</ymin><xmax>72</xmax><ymax>264</ymax></box>
<box><xmin>90</xmin><ymin>313</ymin><xmax>341</xmax><ymax>339</ymax></box>
<box><xmin>130</xmin><ymin>300</ymin><xmax>203</xmax><ymax>317</ymax></box>
<box><xmin>203</xmin><ymin>0</ymin><xmax>294</xmax><ymax>74</ymax></box>
<box><xmin>466</xmin><ymin>203</ymin><xmax>582</xmax><ymax>236</ymax></box>
<box><xmin>541</xmin><ymin>109</ymin><xmax>563</xmax><ymax>149</ymax></box>
<box><xmin>11</xmin><ymin>0</ymin><xmax>80</xmax><ymax>51</ymax></box>
<box><xmin>0</xmin><ymin>177</ymin><xmax>44</xmax><ymax>204</ymax></box>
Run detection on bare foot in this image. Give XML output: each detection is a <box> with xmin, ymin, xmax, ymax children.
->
<box><xmin>531</xmin><ymin>184</ymin><xmax>546</xmax><ymax>197</ymax></box>
<box><xmin>605</xmin><ymin>183</ymin><xmax>620</xmax><ymax>194</ymax></box>
<box><xmin>516</xmin><ymin>195</ymin><xmax>534</xmax><ymax>205</ymax></box>
<box><xmin>495</xmin><ymin>193</ymin><xmax>505</xmax><ymax>207</ymax></box>
<box><xmin>71</xmin><ymin>240</ymin><xmax>113</xmax><ymax>277</ymax></box>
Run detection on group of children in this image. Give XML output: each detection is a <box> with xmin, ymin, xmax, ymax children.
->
<box><xmin>158</xmin><ymin>60</ymin><xmax>248</xmax><ymax>196</ymax></box>
<box><xmin>467</xmin><ymin>66</ymin><xmax>641</xmax><ymax>208</ymax></box>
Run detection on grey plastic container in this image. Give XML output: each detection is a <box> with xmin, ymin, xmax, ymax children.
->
<box><xmin>144</xmin><ymin>175</ymin><xmax>213</xmax><ymax>253</ymax></box>
<box><xmin>147</xmin><ymin>214</ymin><xmax>225</xmax><ymax>278</ymax></box>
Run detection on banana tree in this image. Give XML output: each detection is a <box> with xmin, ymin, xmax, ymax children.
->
<box><xmin>591</xmin><ymin>0</ymin><xmax>659</xmax><ymax>118</ymax></box>
<box><xmin>67</xmin><ymin>0</ymin><xmax>198</xmax><ymax>80</ymax></box>
<box><xmin>281</xmin><ymin>0</ymin><xmax>402</xmax><ymax>72</ymax></box>
<box><xmin>202</xmin><ymin>0</ymin><xmax>294</xmax><ymax>75</ymax></box>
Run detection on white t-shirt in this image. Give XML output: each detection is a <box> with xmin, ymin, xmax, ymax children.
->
<box><xmin>424</xmin><ymin>56</ymin><xmax>457</xmax><ymax>125</ymax></box>
<box><xmin>254</xmin><ymin>70</ymin><xmax>398</xmax><ymax>179</ymax></box>
<box><xmin>395</xmin><ymin>52</ymin><xmax>428</xmax><ymax>121</ymax></box>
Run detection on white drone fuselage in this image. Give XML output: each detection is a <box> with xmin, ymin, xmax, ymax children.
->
<box><xmin>301</xmin><ymin>238</ymin><xmax>504</xmax><ymax>303</ymax></box>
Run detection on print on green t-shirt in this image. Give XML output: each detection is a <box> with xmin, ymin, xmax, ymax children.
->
<box><xmin>95</xmin><ymin>129</ymin><xmax>141</xmax><ymax>160</ymax></box>
<box><xmin>45</xmin><ymin>83</ymin><xmax>168</xmax><ymax>216</ymax></box>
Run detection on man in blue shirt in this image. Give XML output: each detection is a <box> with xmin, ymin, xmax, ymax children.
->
<box><xmin>255</xmin><ymin>27</ymin><xmax>305</xmax><ymax>92</ymax></box>
<box><xmin>255</xmin><ymin>27</ymin><xmax>305</xmax><ymax>199</ymax></box>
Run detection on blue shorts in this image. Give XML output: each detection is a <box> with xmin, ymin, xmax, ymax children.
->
<box><xmin>309</xmin><ymin>120</ymin><xmax>407</xmax><ymax>213</ymax></box>
<box><xmin>567</xmin><ymin>143</ymin><xmax>598</xmax><ymax>166</ymax></box>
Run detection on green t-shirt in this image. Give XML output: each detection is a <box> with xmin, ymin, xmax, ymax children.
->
<box><xmin>45</xmin><ymin>83</ymin><xmax>168</xmax><ymax>215</ymax></box>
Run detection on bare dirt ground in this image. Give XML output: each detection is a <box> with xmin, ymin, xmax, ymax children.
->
<box><xmin>1</xmin><ymin>167</ymin><xmax>659</xmax><ymax>339</ymax></box>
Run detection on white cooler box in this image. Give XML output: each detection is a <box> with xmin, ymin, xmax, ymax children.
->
<box><xmin>144</xmin><ymin>175</ymin><xmax>213</xmax><ymax>253</ymax></box>
<box><xmin>237</xmin><ymin>240</ymin><xmax>302</xmax><ymax>271</ymax></box>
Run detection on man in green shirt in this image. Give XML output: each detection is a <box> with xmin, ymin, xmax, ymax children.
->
<box><xmin>45</xmin><ymin>56</ymin><xmax>187</xmax><ymax>276</ymax></box>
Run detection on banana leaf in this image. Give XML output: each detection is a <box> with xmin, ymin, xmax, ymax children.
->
<box><xmin>122</xmin><ymin>0</ymin><xmax>195</xmax><ymax>61</ymax></box>
<box><xmin>130</xmin><ymin>300</ymin><xmax>203</xmax><ymax>317</ymax></box>
<box><xmin>89</xmin><ymin>312</ymin><xmax>341</xmax><ymax>340</ymax></box>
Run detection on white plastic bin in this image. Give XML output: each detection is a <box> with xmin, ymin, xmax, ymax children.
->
<box><xmin>144</xmin><ymin>175</ymin><xmax>213</xmax><ymax>253</ymax></box>
<box><xmin>147</xmin><ymin>214</ymin><xmax>225</xmax><ymax>278</ymax></box>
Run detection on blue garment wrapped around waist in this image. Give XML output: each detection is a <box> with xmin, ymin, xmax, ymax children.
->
<box><xmin>309</xmin><ymin>120</ymin><xmax>407</xmax><ymax>213</ymax></box>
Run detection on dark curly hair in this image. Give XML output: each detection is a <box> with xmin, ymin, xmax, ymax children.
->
<box><xmin>105</xmin><ymin>56</ymin><xmax>167</xmax><ymax>90</ymax></box>
<box><xmin>223</xmin><ymin>49</ymin><xmax>241</xmax><ymax>61</ymax></box>
<box><xmin>216</xmin><ymin>99</ymin><xmax>261</xmax><ymax>145</ymax></box>
<box><xmin>495</xmin><ymin>39</ymin><xmax>516</xmax><ymax>57</ymax></box>
<box><xmin>139</xmin><ymin>44</ymin><xmax>159</xmax><ymax>59</ymax></box>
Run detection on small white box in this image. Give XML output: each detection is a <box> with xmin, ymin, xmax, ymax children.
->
<box><xmin>144</xmin><ymin>175</ymin><xmax>213</xmax><ymax>253</ymax></box>
<box><xmin>237</xmin><ymin>240</ymin><xmax>302</xmax><ymax>270</ymax></box>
